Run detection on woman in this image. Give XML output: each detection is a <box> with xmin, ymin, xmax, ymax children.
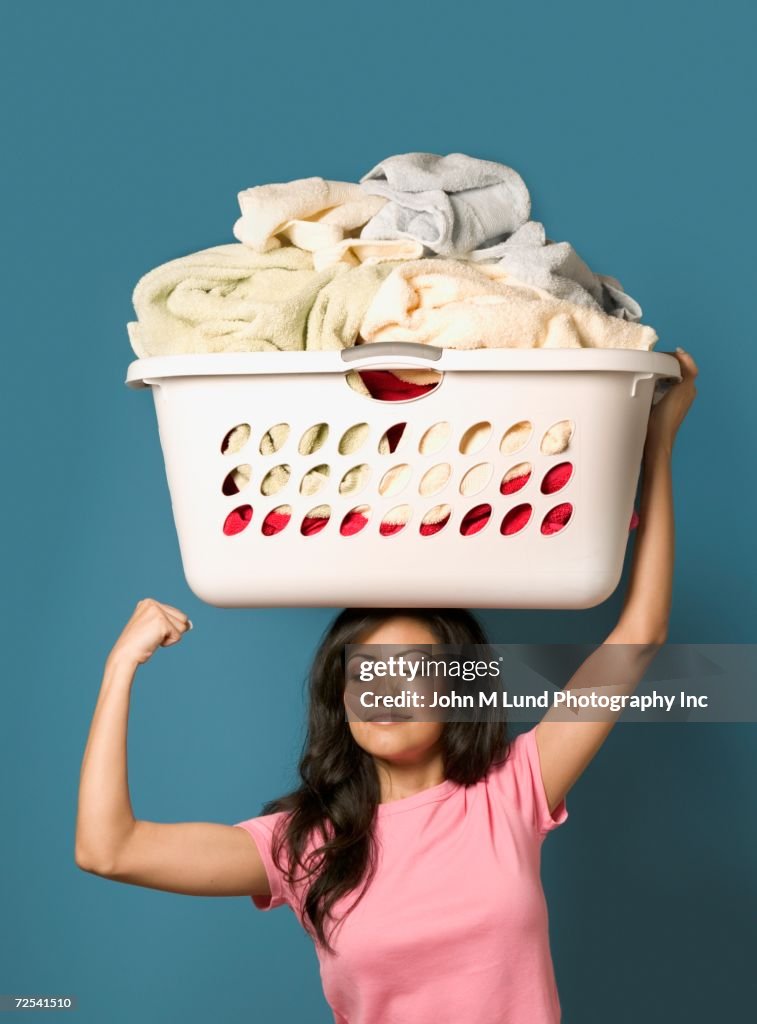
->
<box><xmin>75</xmin><ymin>350</ymin><xmax>697</xmax><ymax>1023</ymax></box>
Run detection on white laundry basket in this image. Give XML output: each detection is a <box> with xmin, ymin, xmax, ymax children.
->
<box><xmin>126</xmin><ymin>344</ymin><xmax>680</xmax><ymax>609</ymax></box>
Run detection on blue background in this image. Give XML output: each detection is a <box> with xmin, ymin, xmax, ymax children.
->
<box><xmin>1</xmin><ymin>1</ymin><xmax>755</xmax><ymax>1020</ymax></box>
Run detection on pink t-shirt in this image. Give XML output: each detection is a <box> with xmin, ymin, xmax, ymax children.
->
<box><xmin>235</xmin><ymin>726</ymin><xmax>567</xmax><ymax>1024</ymax></box>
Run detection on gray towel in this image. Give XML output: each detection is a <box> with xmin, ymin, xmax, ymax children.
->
<box><xmin>359</xmin><ymin>152</ymin><xmax>531</xmax><ymax>256</ymax></box>
<box><xmin>470</xmin><ymin>220</ymin><xmax>643</xmax><ymax>322</ymax></box>
<box><xmin>360</xmin><ymin>152</ymin><xmax>643</xmax><ymax>321</ymax></box>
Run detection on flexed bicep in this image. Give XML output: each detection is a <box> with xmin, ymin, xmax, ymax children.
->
<box><xmin>80</xmin><ymin>820</ymin><xmax>272</xmax><ymax>899</ymax></box>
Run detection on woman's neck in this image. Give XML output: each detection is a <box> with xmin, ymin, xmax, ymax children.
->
<box><xmin>373</xmin><ymin>752</ymin><xmax>446</xmax><ymax>804</ymax></box>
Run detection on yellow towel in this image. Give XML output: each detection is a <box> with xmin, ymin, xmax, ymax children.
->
<box><xmin>127</xmin><ymin>244</ymin><xmax>398</xmax><ymax>357</ymax></box>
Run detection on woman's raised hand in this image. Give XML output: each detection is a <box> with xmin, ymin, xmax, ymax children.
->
<box><xmin>646</xmin><ymin>347</ymin><xmax>698</xmax><ymax>452</ymax></box>
<box><xmin>109</xmin><ymin>598</ymin><xmax>192</xmax><ymax>667</ymax></box>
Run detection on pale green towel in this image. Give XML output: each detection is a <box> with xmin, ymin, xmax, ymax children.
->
<box><xmin>127</xmin><ymin>243</ymin><xmax>397</xmax><ymax>357</ymax></box>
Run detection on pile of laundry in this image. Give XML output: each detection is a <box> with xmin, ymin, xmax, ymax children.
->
<box><xmin>127</xmin><ymin>152</ymin><xmax>658</xmax><ymax>358</ymax></box>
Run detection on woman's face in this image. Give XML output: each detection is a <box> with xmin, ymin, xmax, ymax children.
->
<box><xmin>344</xmin><ymin>616</ymin><xmax>445</xmax><ymax>765</ymax></box>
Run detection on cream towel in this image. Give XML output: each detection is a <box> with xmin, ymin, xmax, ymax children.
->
<box><xmin>540</xmin><ymin>420</ymin><xmax>574</xmax><ymax>455</ymax></box>
<box><xmin>127</xmin><ymin>244</ymin><xmax>396</xmax><ymax>357</ymax></box>
<box><xmin>359</xmin><ymin>259</ymin><xmax>657</xmax><ymax>351</ymax></box>
<box><xmin>501</xmin><ymin>420</ymin><xmax>533</xmax><ymax>454</ymax></box>
<box><xmin>256</xmin><ymin>383</ymin><xmax>492</xmax><ymax>502</ymax></box>
<box><xmin>311</xmin><ymin>237</ymin><xmax>424</xmax><ymax>271</ymax></box>
<box><xmin>233</xmin><ymin>177</ymin><xmax>386</xmax><ymax>252</ymax></box>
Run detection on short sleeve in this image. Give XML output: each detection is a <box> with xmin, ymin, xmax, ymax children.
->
<box><xmin>233</xmin><ymin>812</ymin><xmax>291</xmax><ymax>911</ymax></box>
<box><xmin>488</xmin><ymin>727</ymin><xmax>568</xmax><ymax>838</ymax></box>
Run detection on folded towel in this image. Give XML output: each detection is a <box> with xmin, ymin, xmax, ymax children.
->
<box><xmin>233</xmin><ymin>178</ymin><xmax>386</xmax><ymax>252</ymax></box>
<box><xmin>359</xmin><ymin>259</ymin><xmax>657</xmax><ymax>351</ymax></box>
<box><xmin>360</xmin><ymin>152</ymin><xmax>531</xmax><ymax>256</ymax></box>
<box><xmin>232</xmin><ymin>177</ymin><xmax>425</xmax><ymax>270</ymax></box>
<box><xmin>311</xmin><ymin>237</ymin><xmax>425</xmax><ymax>271</ymax></box>
<box><xmin>127</xmin><ymin>244</ymin><xmax>397</xmax><ymax>357</ymax></box>
<box><xmin>469</xmin><ymin>220</ymin><xmax>642</xmax><ymax>322</ymax></box>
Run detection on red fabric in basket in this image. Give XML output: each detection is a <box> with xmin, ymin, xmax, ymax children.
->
<box><xmin>262</xmin><ymin>509</ymin><xmax>292</xmax><ymax>535</ymax></box>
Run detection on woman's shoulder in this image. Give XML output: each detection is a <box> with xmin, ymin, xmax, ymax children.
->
<box><xmin>233</xmin><ymin>808</ymin><xmax>300</xmax><ymax>912</ymax></box>
<box><xmin>234</xmin><ymin>807</ymin><xmax>292</xmax><ymax>845</ymax></box>
<box><xmin>484</xmin><ymin>727</ymin><xmax>568</xmax><ymax>837</ymax></box>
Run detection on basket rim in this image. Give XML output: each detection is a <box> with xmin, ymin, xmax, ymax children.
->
<box><xmin>125</xmin><ymin>346</ymin><xmax>682</xmax><ymax>389</ymax></box>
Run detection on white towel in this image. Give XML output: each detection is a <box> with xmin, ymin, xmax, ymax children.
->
<box><xmin>470</xmin><ymin>220</ymin><xmax>643</xmax><ymax>322</ymax></box>
<box><xmin>360</xmin><ymin>152</ymin><xmax>531</xmax><ymax>256</ymax></box>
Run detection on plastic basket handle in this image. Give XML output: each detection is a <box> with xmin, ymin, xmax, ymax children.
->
<box><xmin>340</xmin><ymin>342</ymin><xmax>444</xmax><ymax>370</ymax></box>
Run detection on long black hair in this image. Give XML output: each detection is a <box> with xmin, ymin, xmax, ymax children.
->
<box><xmin>262</xmin><ymin>608</ymin><xmax>509</xmax><ymax>950</ymax></box>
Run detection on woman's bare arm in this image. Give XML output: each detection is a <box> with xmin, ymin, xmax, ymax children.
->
<box><xmin>75</xmin><ymin>599</ymin><xmax>270</xmax><ymax>898</ymax></box>
<box><xmin>535</xmin><ymin>349</ymin><xmax>698</xmax><ymax>811</ymax></box>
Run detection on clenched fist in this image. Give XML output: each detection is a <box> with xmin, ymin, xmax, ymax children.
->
<box><xmin>109</xmin><ymin>598</ymin><xmax>192</xmax><ymax>667</ymax></box>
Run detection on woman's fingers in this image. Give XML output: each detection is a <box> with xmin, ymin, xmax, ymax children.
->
<box><xmin>159</xmin><ymin>615</ymin><xmax>191</xmax><ymax>646</ymax></box>
<box><xmin>111</xmin><ymin>598</ymin><xmax>192</xmax><ymax>665</ymax></box>
<box><xmin>135</xmin><ymin>598</ymin><xmax>191</xmax><ymax>632</ymax></box>
<box><xmin>674</xmin><ymin>347</ymin><xmax>699</xmax><ymax>383</ymax></box>
<box><xmin>147</xmin><ymin>599</ymin><xmax>192</xmax><ymax>626</ymax></box>
<box><xmin>150</xmin><ymin>603</ymin><xmax>191</xmax><ymax>646</ymax></box>
<box><xmin>645</xmin><ymin>347</ymin><xmax>699</xmax><ymax>450</ymax></box>
<box><xmin>158</xmin><ymin>607</ymin><xmax>192</xmax><ymax>634</ymax></box>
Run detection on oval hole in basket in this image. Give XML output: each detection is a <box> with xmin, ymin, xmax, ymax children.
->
<box><xmin>459</xmin><ymin>421</ymin><xmax>492</xmax><ymax>455</ymax></box>
<box><xmin>540</xmin><ymin>419</ymin><xmax>574</xmax><ymax>456</ymax></box>
<box><xmin>420</xmin><ymin>504</ymin><xmax>452</xmax><ymax>536</ymax></box>
<box><xmin>500</xmin><ymin>503</ymin><xmax>532</xmax><ymax>536</ymax></box>
<box><xmin>419</xmin><ymin>463</ymin><xmax>451</xmax><ymax>496</ymax></box>
<box><xmin>379</xmin><ymin>464</ymin><xmax>412</xmax><ymax>497</ymax></box>
<box><xmin>351</xmin><ymin>369</ymin><xmax>442</xmax><ymax>401</ymax></box>
<box><xmin>340</xmin><ymin>505</ymin><xmax>371</xmax><ymax>536</ymax></box>
<box><xmin>221</xmin><ymin>423</ymin><xmax>250</xmax><ymax>455</ymax></box>
<box><xmin>378</xmin><ymin>422</ymin><xmax>407</xmax><ymax>455</ymax></box>
<box><xmin>541</xmin><ymin>502</ymin><xmax>573</xmax><ymax>535</ymax></box>
<box><xmin>541</xmin><ymin>462</ymin><xmax>573</xmax><ymax>494</ymax></box>
<box><xmin>500</xmin><ymin>420</ymin><xmax>533</xmax><ymax>455</ymax></box>
<box><xmin>298</xmin><ymin>423</ymin><xmax>329</xmax><ymax>455</ymax></box>
<box><xmin>299</xmin><ymin>464</ymin><xmax>330</xmax><ymax>496</ymax></box>
<box><xmin>501</xmin><ymin>462</ymin><xmax>532</xmax><ymax>495</ymax></box>
<box><xmin>259</xmin><ymin>423</ymin><xmax>290</xmax><ymax>455</ymax></box>
<box><xmin>460</xmin><ymin>503</ymin><xmax>492</xmax><ymax>535</ymax></box>
<box><xmin>221</xmin><ymin>464</ymin><xmax>252</xmax><ymax>496</ymax></box>
<box><xmin>301</xmin><ymin>505</ymin><xmax>331</xmax><ymax>536</ymax></box>
<box><xmin>339</xmin><ymin>464</ymin><xmax>371</xmax><ymax>496</ymax></box>
<box><xmin>419</xmin><ymin>421</ymin><xmax>451</xmax><ymax>456</ymax></box>
<box><xmin>261</xmin><ymin>505</ymin><xmax>292</xmax><ymax>536</ymax></box>
<box><xmin>223</xmin><ymin>504</ymin><xmax>253</xmax><ymax>536</ymax></box>
<box><xmin>261</xmin><ymin>464</ymin><xmax>291</xmax><ymax>496</ymax></box>
<box><xmin>459</xmin><ymin>462</ymin><xmax>493</xmax><ymax>497</ymax></box>
<box><xmin>380</xmin><ymin>504</ymin><xmax>412</xmax><ymax>536</ymax></box>
<box><xmin>339</xmin><ymin>422</ymin><xmax>369</xmax><ymax>455</ymax></box>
